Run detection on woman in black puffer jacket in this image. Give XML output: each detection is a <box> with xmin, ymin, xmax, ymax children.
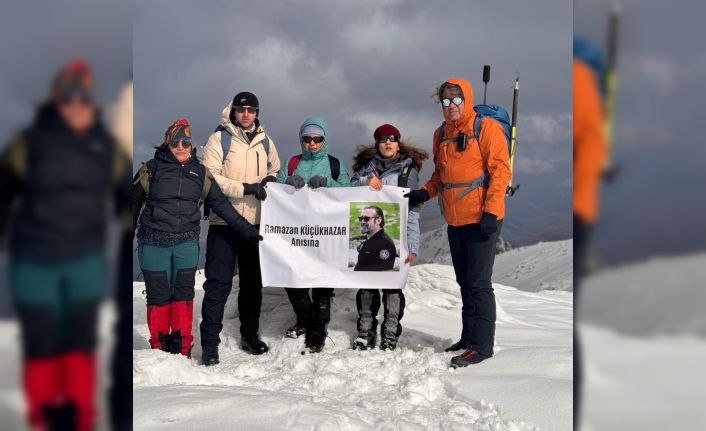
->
<box><xmin>133</xmin><ymin>118</ymin><xmax>261</xmax><ymax>357</ymax></box>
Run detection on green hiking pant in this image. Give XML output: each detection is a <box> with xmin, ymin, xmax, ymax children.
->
<box><xmin>137</xmin><ymin>240</ymin><xmax>199</xmax><ymax>305</ymax></box>
<box><xmin>9</xmin><ymin>253</ymin><xmax>106</xmax><ymax>357</ymax></box>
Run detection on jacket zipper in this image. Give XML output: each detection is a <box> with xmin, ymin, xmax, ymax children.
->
<box><xmin>177</xmin><ymin>165</ymin><xmax>183</xmax><ymax>227</ymax></box>
<box><xmin>256</xmin><ymin>151</ymin><xmax>260</xmax><ymax>176</ymax></box>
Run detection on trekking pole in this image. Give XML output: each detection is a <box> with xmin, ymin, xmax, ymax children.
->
<box><xmin>482</xmin><ymin>65</ymin><xmax>491</xmax><ymax>104</ymax></box>
<box><xmin>603</xmin><ymin>2</ymin><xmax>620</xmax><ymax>181</ymax></box>
<box><xmin>507</xmin><ymin>71</ymin><xmax>520</xmax><ymax>196</ymax></box>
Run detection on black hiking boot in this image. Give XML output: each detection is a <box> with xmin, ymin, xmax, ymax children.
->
<box><xmin>352</xmin><ymin>332</ymin><xmax>376</xmax><ymax>350</ymax></box>
<box><xmin>201</xmin><ymin>346</ymin><xmax>220</xmax><ymax>366</ymax></box>
<box><xmin>450</xmin><ymin>348</ymin><xmax>491</xmax><ymax>368</ymax></box>
<box><xmin>304</xmin><ymin>338</ymin><xmax>325</xmax><ymax>354</ymax></box>
<box><xmin>286</xmin><ymin>323</ymin><xmax>306</xmax><ymax>339</ymax></box>
<box><xmin>241</xmin><ymin>336</ymin><xmax>269</xmax><ymax>355</ymax></box>
<box><xmin>444</xmin><ymin>340</ymin><xmax>468</xmax><ymax>352</ymax></box>
<box><xmin>43</xmin><ymin>402</ymin><xmax>77</xmax><ymax>431</ymax></box>
<box><xmin>380</xmin><ymin>337</ymin><xmax>398</xmax><ymax>351</ymax></box>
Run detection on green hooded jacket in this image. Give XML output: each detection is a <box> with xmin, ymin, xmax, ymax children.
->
<box><xmin>276</xmin><ymin>116</ymin><xmax>350</xmax><ymax>188</ymax></box>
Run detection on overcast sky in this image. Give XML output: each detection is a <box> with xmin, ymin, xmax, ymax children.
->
<box><xmin>575</xmin><ymin>0</ymin><xmax>706</xmax><ymax>264</ymax></box>
<box><xmin>135</xmin><ymin>0</ymin><xmax>573</xmax><ymax>245</ymax></box>
<box><xmin>0</xmin><ymin>0</ymin><xmax>131</xmax><ymax>141</ymax></box>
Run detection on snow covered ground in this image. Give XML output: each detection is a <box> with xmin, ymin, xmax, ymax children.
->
<box><xmin>133</xmin><ymin>242</ymin><xmax>574</xmax><ymax>430</ymax></box>
<box><xmin>578</xmin><ymin>251</ymin><xmax>706</xmax><ymax>430</ymax></box>
<box><xmin>419</xmin><ymin>228</ymin><xmax>572</xmax><ymax>293</ymax></box>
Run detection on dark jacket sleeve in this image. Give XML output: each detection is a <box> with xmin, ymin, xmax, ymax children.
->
<box><xmin>0</xmin><ymin>135</ymin><xmax>26</xmax><ymax>238</ymax></box>
<box><xmin>114</xmin><ymin>151</ymin><xmax>133</xmax><ymax>232</ymax></box>
<box><xmin>132</xmin><ymin>170</ymin><xmax>146</xmax><ymax>231</ymax></box>
<box><xmin>205</xmin><ymin>173</ymin><xmax>257</xmax><ymax>236</ymax></box>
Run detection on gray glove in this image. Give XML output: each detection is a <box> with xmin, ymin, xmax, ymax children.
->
<box><xmin>308</xmin><ymin>175</ymin><xmax>327</xmax><ymax>189</ymax></box>
<box><xmin>285</xmin><ymin>175</ymin><xmax>305</xmax><ymax>189</ymax></box>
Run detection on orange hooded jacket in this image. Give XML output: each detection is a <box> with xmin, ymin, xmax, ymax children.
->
<box><xmin>422</xmin><ymin>77</ymin><xmax>512</xmax><ymax>226</ymax></box>
<box><xmin>573</xmin><ymin>60</ymin><xmax>607</xmax><ymax>223</ymax></box>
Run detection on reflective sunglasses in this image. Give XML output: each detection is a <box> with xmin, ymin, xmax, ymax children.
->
<box><xmin>301</xmin><ymin>136</ymin><xmax>325</xmax><ymax>144</ymax></box>
<box><xmin>376</xmin><ymin>135</ymin><xmax>399</xmax><ymax>144</ymax></box>
<box><xmin>357</xmin><ymin>215</ymin><xmax>380</xmax><ymax>222</ymax></box>
<box><xmin>234</xmin><ymin>106</ymin><xmax>258</xmax><ymax>114</ymax></box>
<box><xmin>441</xmin><ymin>96</ymin><xmax>464</xmax><ymax>107</ymax></box>
<box><xmin>169</xmin><ymin>137</ymin><xmax>192</xmax><ymax>149</ymax></box>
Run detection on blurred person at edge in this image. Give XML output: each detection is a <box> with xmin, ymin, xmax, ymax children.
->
<box><xmin>573</xmin><ymin>48</ymin><xmax>608</xmax><ymax>428</ymax></box>
<box><xmin>109</xmin><ymin>80</ymin><xmax>133</xmax><ymax>431</ymax></box>
<box><xmin>0</xmin><ymin>59</ymin><xmax>132</xmax><ymax>431</ymax></box>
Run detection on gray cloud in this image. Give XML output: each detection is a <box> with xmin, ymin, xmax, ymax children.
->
<box><xmin>0</xmin><ymin>0</ymin><xmax>131</xmax><ymax>144</ymax></box>
<box><xmin>134</xmin><ymin>0</ymin><xmax>573</xmax><ymax>243</ymax></box>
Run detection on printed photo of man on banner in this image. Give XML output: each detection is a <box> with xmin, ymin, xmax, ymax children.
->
<box><xmin>259</xmin><ymin>183</ymin><xmax>410</xmax><ymax>290</ymax></box>
<box><xmin>349</xmin><ymin>202</ymin><xmax>401</xmax><ymax>272</ymax></box>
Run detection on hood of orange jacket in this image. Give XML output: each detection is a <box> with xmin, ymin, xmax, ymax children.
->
<box><xmin>442</xmin><ymin>77</ymin><xmax>476</xmax><ymax>138</ymax></box>
<box><xmin>422</xmin><ymin>76</ymin><xmax>512</xmax><ymax>226</ymax></box>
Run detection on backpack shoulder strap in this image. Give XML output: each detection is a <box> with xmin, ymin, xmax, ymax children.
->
<box><xmin>473</xmin><ymin>114</ymin><xmax>483</xmax><ymax>140</ymax></box>
<box><xmin>398</xmin><ymin>164</ymin><xmax>412</xmax><ymax>188</ymax></box>
<box><xmin>219</xmin><ymin>128</ymin><xmax>231</xmax><ymax>164</ymax></box>
<box><xmin>199</xmin><ymin>168</ymin><xmax>212</xmax><ymax>208</ymax></box>
<box><xmin>260</xmin><ymin>134</ymin><xmax>272</xmax><ymax>169</ymax></box>
<box><xmin>261</xmin><ymin>135</ymin><xmax>270</xmax><ymax>154</ymax></box>
<box><xmin>287</xmin><ymin>154</ymin><xmax>302</xmax><ymax>176</ymax></box>
<box><xmin>328</xmin><ymin>155</ymin><xmax>341</xmax><ymax>181</ymax></box>
<box><xmin>134</xmin><ymin>161</ymin><xmax>152</xmax><ymax>195</ymax></box>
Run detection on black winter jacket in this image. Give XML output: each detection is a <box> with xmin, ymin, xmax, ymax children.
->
<box><xmin>133</xmin><ymin>148</ymin><xmax>256</xmax><ymax>241</ymax></box>
<box><xmin>0</xmin><ymin>103</ymin><xmax>131</xmax><ymax>261</ymax></box>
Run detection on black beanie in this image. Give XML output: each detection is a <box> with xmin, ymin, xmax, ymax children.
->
<box><xmin>232</xmin><ymin>91</ymin><xmax>259</xmax><ymax>109</ymax></box>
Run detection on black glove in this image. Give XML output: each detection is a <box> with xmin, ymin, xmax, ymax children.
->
<box><xmin>242</xmin><ymin>227</ymin><xmax>264</xmax><ymax>245</ymax></box>
<box><xmin>243</xmin><ymin>183</ymin><xmax>267</xmax><ymax>200</ymax></box>
<box><xmin>260</xmin><ymin>176</ymin><xmax>277</xmax><ymax>186</ymax></box>
<box><xmin>479</xmin><ymin>212</ymin><xmax>498</xmax><ymax>237</ymax></box>
<box><xmin>404</xmin><ymin>189</ymin><xmax>430</xmax><ymax>206</ymax></box>
<box><xmin>308</xmin><ymin>175</ymin><xmax>327</xmax><ymax>189</ymax></box>
<box><xmin>285</xmin><ymin>175</ymin><xmax>305</xmax><ymax>189</ymax></box>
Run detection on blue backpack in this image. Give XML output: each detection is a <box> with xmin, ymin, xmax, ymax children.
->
<box><xmin>573</xmin><ymin>36</ymin><xmax>606</xmax><ymax>95</ymax></box>
<box><xmin>434</xmin><ymin>104</ymin><xmax>512</xmax><ymax>194</ymax></box>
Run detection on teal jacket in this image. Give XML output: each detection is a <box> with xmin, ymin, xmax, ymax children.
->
<box><xmin>276</xmin><ymin>116</ymin><xmax>350</xmax><ymax>188</ymax></box>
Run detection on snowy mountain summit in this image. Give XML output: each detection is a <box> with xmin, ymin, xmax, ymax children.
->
<box><xmin>133</xmin><ymin>242</ymin><xmax>573</xmax><ymax>430</ymax></box>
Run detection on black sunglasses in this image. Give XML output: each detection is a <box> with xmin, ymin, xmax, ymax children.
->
<box><xmin>376</xmin><ymin>135</ymin><xmax>399</xmax><ymax>144</ymax></box>
<box><xmin>302</xmin><ymin>136</ymin><xmax>325</xmax><ymax>144</ymax></box>
<box><xmin>357</xmin><ymin>215</ymin><xmax>380</xmax><ymax>222</ymax></box>
<box><xmin>234</xmin><ymin>106</ymin><xmax>257</xmax><ymax>114</ymax></box>
<box><xmin>169</xmin><ymin>138</ymin><xmax>192</xmax><ymax>149</ymax></box>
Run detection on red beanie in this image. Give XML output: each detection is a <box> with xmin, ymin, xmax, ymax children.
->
<box><xmin>52</xmin><ymin>58</ymin><xmax>94</xmax><ymax>102</ymax></box>
<box><xmin>164</xmin><ymin>118</ymin><xmax>191</xmax><ymax>144</ymax></box>
<box><xmin>373</xmin><ymin>124</ymin><xmax>401</xmax><ymax>141</ymax></box>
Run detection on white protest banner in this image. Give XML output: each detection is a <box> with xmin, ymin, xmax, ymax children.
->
<box><xmin>259</xmin><ymin>183</ymin><xmax>410</xmax><ymax>289</ymax></box>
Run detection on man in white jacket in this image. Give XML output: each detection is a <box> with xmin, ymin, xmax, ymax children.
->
<box><xmin>200</xmin><ymin>92</ymin><xmax>280</xmax><ymax>365</ymax></box>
